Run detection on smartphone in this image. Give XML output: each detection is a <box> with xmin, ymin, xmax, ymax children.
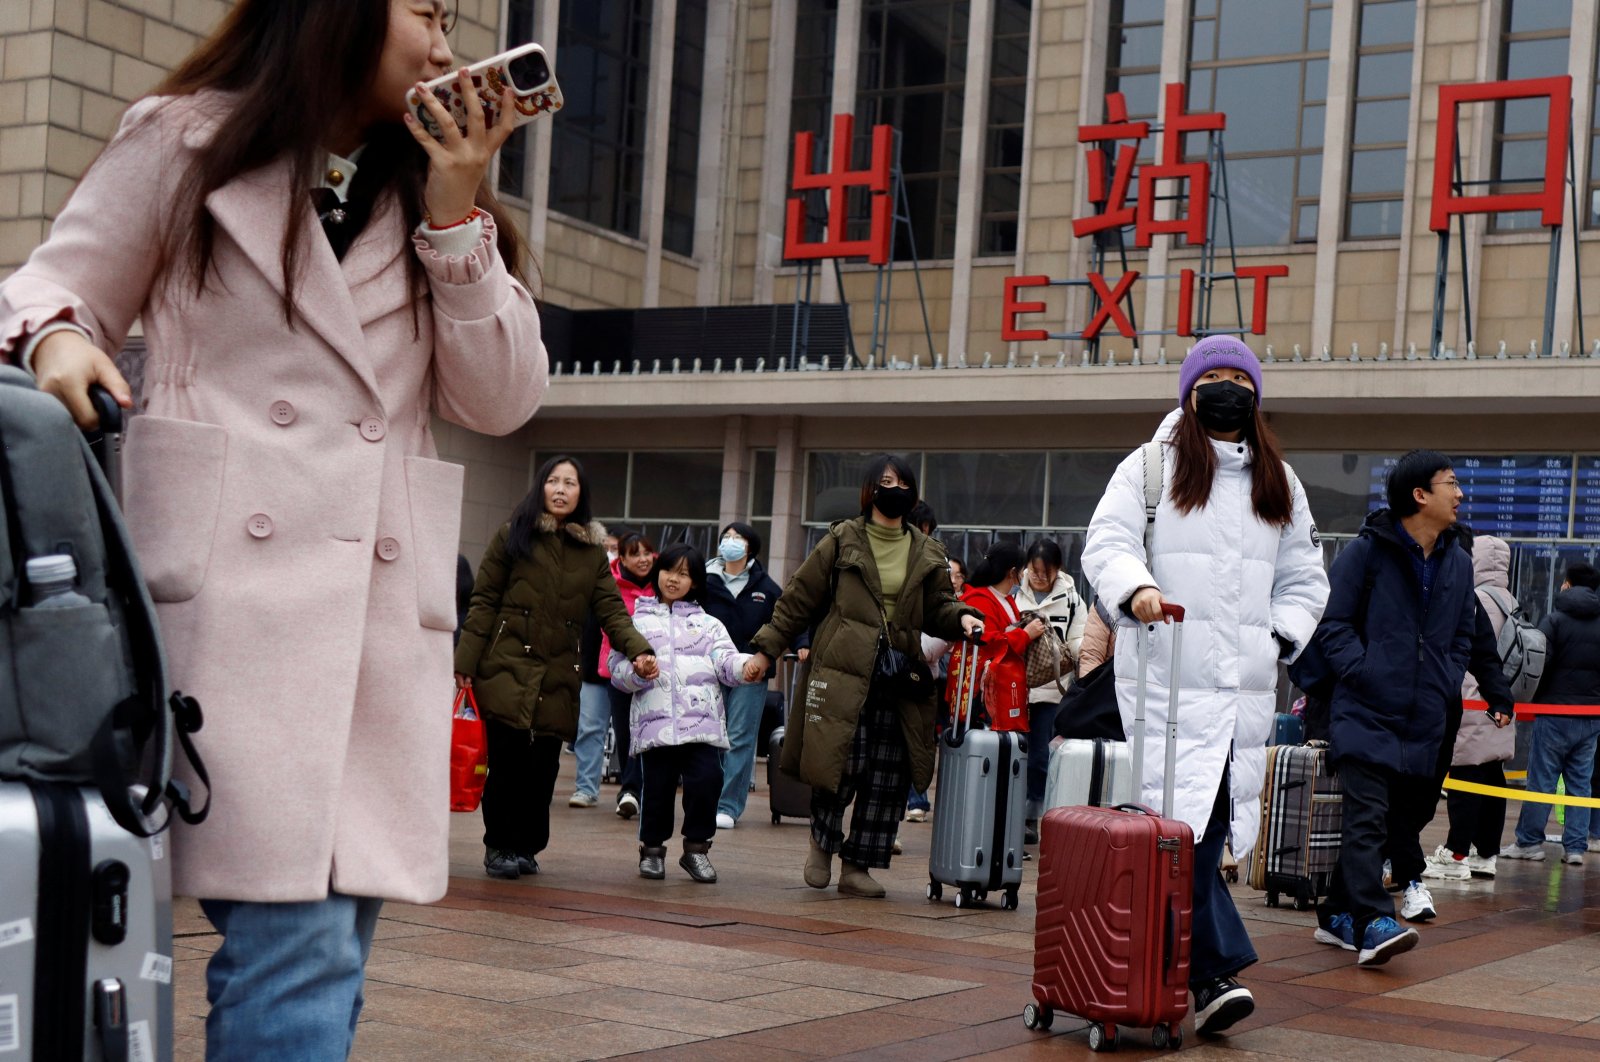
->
<box><xmin>405</xmin><ymin>42</ymin><xmax>563</xmax><ymax>141</ymax></box>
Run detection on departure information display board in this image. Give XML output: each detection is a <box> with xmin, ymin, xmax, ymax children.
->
<box><xmin>1576</xmin><ymin>456</ymin><xmax>1600</xmax><ymax>539</ymax></box>
<box><xmin>1369</xmin><ymin>455</ymin><xmax>1572</xmax><ymax>539</ymax></box>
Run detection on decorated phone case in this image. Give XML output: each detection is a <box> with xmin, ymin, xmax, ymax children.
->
<box><xmin>405</xmin><ymin>44</ymin><xmax>563</xmax><ymax>140</ymax></box>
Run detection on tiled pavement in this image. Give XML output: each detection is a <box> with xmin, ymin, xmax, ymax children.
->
<box><xmin>171</xmin><ymin>756</ymin><xmax>1600</xmax><ymax>1060</ymax></box>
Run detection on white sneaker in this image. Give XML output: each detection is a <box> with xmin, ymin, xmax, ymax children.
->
<box><xmin>615</xmin><ymin>792</ymin><xmax>639</xmax><ymax>819</ymax></box>
<box><xmin>1499</xmin><ymin>842</ymin><xmax>1546</xmax><ymax>861</ymax></box>
<box><xmin>1464</xmin><ymin>853</ymin><xmax>1497</xmax><ymax>878</ymax></box>
<box><xmin>1562</xmin><ymin>851</ymin><xmax>1584</xmax><ymax>866</ymax></box>
<box><xmin>1400</xmin><ymin>881</ymin><xmax>1436</xmax><ymax>922</ymax></box>
<box><xmin>715</xmin><ymin>813</ymin><xmax>736</xmax><ymax>830</ymax></box>
<box><xmin>906</xmin><ymin>808</ymin><xmax>928</xmax><ymax>823</ymax></box>
<box><xmin>567</xmin><ymin>791</ymin><xmax>597</xmax><ymax>808</ymax></box>
<box><xmin>1421</xmin><ymin>851</ymin><xmax>1470</xmax><ymax>881</ymax></box>
<box><xmin>1587</xmin><ymin>838</ymin><xmax>1600</xmax><ymax>853</ymax></box>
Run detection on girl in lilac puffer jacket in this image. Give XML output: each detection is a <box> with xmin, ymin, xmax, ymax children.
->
<box><xmin>610</xmin><ymin>544</ymin><xmax>754</xmax><ymax>883</ymax></box>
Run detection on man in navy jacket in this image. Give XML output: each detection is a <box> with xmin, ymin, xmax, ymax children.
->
<box><xmin>1313</xmin><ymin>451</ymin><xmax>1478</xmax><ymax>967</ymax></box>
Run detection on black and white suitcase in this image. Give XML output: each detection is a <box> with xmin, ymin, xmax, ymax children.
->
<box><xmin>927</xmin><ymin>641</ymin><xmax>1026</xmax><ymax>910</ymax></box>
<box><xmin>1247</xmin><ymin>742</ymin><xmax>1343</xmax><ymax>909</ymax></box>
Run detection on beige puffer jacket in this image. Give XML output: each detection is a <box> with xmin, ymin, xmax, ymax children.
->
<box><xmin>1452</xmin><ymin>534</ymin><xmax>1516</xmax><ymax>767</ymax></box>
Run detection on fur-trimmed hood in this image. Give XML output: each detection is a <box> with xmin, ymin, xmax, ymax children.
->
<box><xmin>535</xmin><ymin>511</ymin><xmax>608</xmax><ymax>546</ymax></box>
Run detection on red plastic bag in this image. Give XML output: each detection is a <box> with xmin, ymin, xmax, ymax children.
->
<box><xmin>450</xmin><ymin>687</ymin><xmax>489</xmax><ymax>812</ymax></box>
<box><xmin>983</xmin><ymin>656</ymin><xmax>1031</xmax><ymax>732</ymax></box>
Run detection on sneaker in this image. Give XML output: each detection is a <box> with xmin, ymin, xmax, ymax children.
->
<box><xmin>1588</xmin><ymin>838</ymin><xmax>1600</xmax><ymax>853</ymax></box>
<box><xmin>1400</xmin><ymin>881</ymin><xmax>1436</xmax><ymax>922</ymax></box>
<box><xmin>483</xmin><ymin>847</ymin><xmax>520</xmax><ymax>880</ymax></box>
<box><xmin>1024</xmin><ymin>819</ymin><xmax>1040</xmax><ymax>845</ymax></box>
<box><xmin>1465</xmin><ymin>850</ymin><xmax>1497</xmax><ymax>878</ymax></box>
<box><xmin>1422</xmin><ymin>849</ymin><xmax>1470</xmax><ymax>881</ymax></box>
<box><xmin>1192</xmin><ymin>977</ymin><xmax>1254</xmax><ymax>1036</ymax></box>
<box><xmin>906</xmin><ymin>808</ymin><xmax>928</xmax><ymax>823</ymax></box>
<box><xmin>1357</xmin><ymin>917</ymin><xmax>1420</xmax><ymax>966</ymax></box>
<box><xmin>891</xmin><ymin>836</ymin><xmax>903</xmax><ymax>856</ymax></box>
<box><xmin>680</xmin><ymin>843</ymin><xmax>717</xmax><ymax>883</ymax></box>
<box><xmin>715</xmin><ymin>812</ymin><xmax>736</xmax><ymax>830</ymax></box>
<box><xmin>515</xmin><ymin>854</ymin><xmax>539</xmax><ymax>875</ymax></box>
<box><xmin>568</xmin><ymin>791</ymin><xmax>597</xmax><ymax>808</ymax></box>
<box><xmin>615</xmin><ymin>792</ymin><xmax>639</xmax><ymax>819</ymax></box>
<box><xmin>638</xmin><ymin>844</ymin><xmax>667</xmax><ymax>879</ymax></box>
<box><xmin>1562</xmin><ymin>851</ymin><xmax>1584</xmax><ymax>866</ymax></box>
<box><xmin>1313</xmin><ymin>913</ymin><xmax>1356</xmax><ymax>952</ymax></box>
<box><xmin>1499</xmin><ymin>841</ymin><xmax>1546</xmax><ymax>861</ymax></box>
<box><xmin>1381</xmin><ymin>859</ymin><xmax>1399</xmax><ymax>891</ymax></box>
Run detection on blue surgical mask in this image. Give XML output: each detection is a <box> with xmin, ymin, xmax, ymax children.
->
<box><xmin>718</xmin><ymin>539</ymin><xmax>747</xmax><ymax>564</ymax></box>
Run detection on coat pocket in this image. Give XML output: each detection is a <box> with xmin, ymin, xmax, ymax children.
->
<box><xmin>122</xmin><ymin>415</ymin><xmax>227</xmax><ymax>602</ymax></box>
<box><xmin>404</xmin><ymin>455</ymin><xmax>465</xmax><ymax>631</ymax></box>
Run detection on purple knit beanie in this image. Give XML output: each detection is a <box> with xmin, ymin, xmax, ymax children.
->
<box><xmin>1178</xmin><ymin>335</ymin><xmax>1264</xmax><ymax>404</ymax></box>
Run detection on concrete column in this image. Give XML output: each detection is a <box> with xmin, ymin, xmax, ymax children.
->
<box><xmin>1457</xmin><ymin>0</ymin><xmax>1503</xmax><ymax>349</ymax></box>
<box><xmin>946</xmin><ymin>0</ymin><xmax>996</xmax><ymax>360</ymax></box>
<box><xmin>818</xmin><ymin>0</ymin><xmax>864</xmax><ymax>305</ymax></box>
<box><xmin>719</xmin><ymin>415</ymin><xmax>749</xmax><ymax>525</ymax></box>
<box><xmin>526</xmin><ymin>1</ymin><xmax>561</xmax><ymax>259</ymax></box>
<box><xmin>768</xmin><ymin>416</ymin><xmax>806</xmax><ymax>583</ymax></box>
<box><xmin>640</xmin><ymin>0</ymin><xmax>680</xmax><ymax>307</ymax></box>
<box><xmin>1310</xmin><ymin>0</ymin><xmax>1360</xmax><ymax>352</ymax></box>
<box><xmin>756</xmin><ymin>0</ymin><xmax>799</xmax><ymax>303</ymax></box>
<box><xmin>695</xmin><ymin>0</ymin><xmax>737</xmax><ymax>305</ymax></box>
<box><xmin>1064</xmin><ymin>0</ymin><xmax>1114</xmax><ymax>343</ymax></box>
<box><xmin>1138</xmin><ymin>0</ymin><xmax>1192</xmax><ymax>345</ymax></box>
<box><xmin>1389</xmin><ymin>0</ymin><xmax>1429</xmax><ymax>351</ymax></box>
<box><xmin>1553</xmin><ymin>14</ymin><xmax>1596</xmax><ymax>352</ymax></box>
<box><xmin>1010</xmin><ymin>0</ymin><xmax>1047</xmax><ymax>351</ymax></box>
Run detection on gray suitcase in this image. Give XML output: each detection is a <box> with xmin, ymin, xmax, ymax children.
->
<box><xmin>0</xmin><ymin>783</ymin><xmax>173</xmax><ymax>1061</ymax></box>
<box><xmin>1042</xmin><ymin>737</ymin><xmax>1135</xmax><ymax>812</ymax></box>
<box><xmin>768</xmin><ymin>654</ymin><xmax>813</xmax><ymax>822</ymax></box>
<box><xmin>927</xmin><ymin>642</ymin><xmax>1026</xmax><ymax>911</ymax></box>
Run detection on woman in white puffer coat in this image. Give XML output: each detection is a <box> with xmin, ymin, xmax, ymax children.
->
<box><xmin>1082</xmin><ymin>335</ymin><xmax>1328</xmax><ymax>1037</ymax></box>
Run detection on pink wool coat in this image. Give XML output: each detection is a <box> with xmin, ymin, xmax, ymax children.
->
<box><xmin>0</xmin><ymin>94</ymin><xmax>548</xmax><ymax>904</ymax></box>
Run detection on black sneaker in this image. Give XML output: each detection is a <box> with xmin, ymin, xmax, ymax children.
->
<box><xmin>1193</xmin><ymin>976</ymin><xmax>1254</xmax><ymax>1036</ymax></box>
<box><xmin>516</xmin><ymin>854</ymin><xmax>539</xmax><ymax>875</ymax></box>
<box><xmin>483</xmin><ymin>847</ymin><xmax>520</xmax><ymax>879</ymax></box>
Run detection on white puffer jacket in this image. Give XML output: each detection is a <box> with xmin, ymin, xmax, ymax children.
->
<box><xmin>1016</xmin><ymin>571</ymin><xmax>1088</xmax><ymax>703</ymax></box>
<box><xmin>1081</xmin><ymin>410</ymin><xmax>1329</xmax><ymax>859</ymax></box>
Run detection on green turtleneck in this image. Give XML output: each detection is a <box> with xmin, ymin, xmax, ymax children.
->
<box><xmin>865</xmin><ymin>519</ymin><xmax>911</xmax><ymax>622</ymax></box>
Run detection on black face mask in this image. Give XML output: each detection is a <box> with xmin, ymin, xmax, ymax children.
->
<box><xmin>873</xmin><ymin>484</ymin><xmax>916</xmax><ymax>519</ymax></box>
<box><xmin>1193</xmin><ymin>381</ymin><xmax>1256</xmax><ymax>433</ymax></box>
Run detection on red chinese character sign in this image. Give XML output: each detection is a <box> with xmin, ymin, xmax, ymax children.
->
<box><xmin>784</xmin><ymin>114</ymin><xmax>895</xmax><ymax>265</ymax></box>
<box><xmin>1004</xmin><ymin>82</ymin><xmax>1283</xmax><ymax>348</ymax></box>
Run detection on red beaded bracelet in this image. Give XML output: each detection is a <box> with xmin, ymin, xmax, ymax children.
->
<box><xmin>426</xmin><ymin>207</ymin><xmax>482</xmax><ymax>230</ymax></box>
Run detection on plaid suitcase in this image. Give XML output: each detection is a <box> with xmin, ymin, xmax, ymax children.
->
<box><xmin>1248</xmin><ymin>742</ymin><xmax>1342</xmax><ymax>909</ymax></box>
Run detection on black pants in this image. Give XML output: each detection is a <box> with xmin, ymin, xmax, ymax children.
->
<box><xmin>1443</xmin><ymin>761</ymin><xmax>1508</xmax><ymax>858</ymax></box>
<box><xmin>1381</xmin><ymin>702</ymin><xmax>1460</xmax><ymax>887</ymax></box>
<box><xmin>1321</xmin><ymin>759</ymin><xmax>1437</xmax><ymax>939</ymax></box>
<box><xmin>481</xmin><ymin>719</ymin><xmax>563</xmax><ymax>855</ymax></box>
<box><xmin>639</xmin><ymin>743</ymin><xmax>723</xmax><ymax>847</ymax></box>
<box><xmin>607</xmin><ymin>685</ymin><xmax>643</xmax><ymax>796</ymax></box>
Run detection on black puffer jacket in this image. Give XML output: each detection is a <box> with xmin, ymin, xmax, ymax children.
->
<box><xmin>1535</xmin><ymin>586</ymin><xmax>1600</xmax><ymax>705</ymax></box>
<box><xmin>704</xmin><ymin>557</ymin><xmax>783</xmax><ymax>676</ymax></box>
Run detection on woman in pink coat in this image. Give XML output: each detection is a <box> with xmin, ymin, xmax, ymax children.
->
<box><xmin>0</xmin><ymin>1</ymin><xmax>546</xmax><ymax>1056</ymax></box>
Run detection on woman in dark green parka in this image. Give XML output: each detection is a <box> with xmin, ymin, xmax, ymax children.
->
<box><xmin>456</xmin><ymin>456</ymin><xmax>657</xmax><ymax>880</ymax></box>
<box><xmin>745</xmin><ymin>455</ymin><xmax>982</xmax><ymax>897</ymax></box>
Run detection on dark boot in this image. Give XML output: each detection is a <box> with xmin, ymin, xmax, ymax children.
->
<box><xmin>516</xmin><ymin>853</ymin><xmax>539</xmax><ymax>875</ymax></box>
<box><xmin>483</xmin><ymin>847</ymin><xmax>520</xmax><ymax>880</ymax></box>
<box><xmin>679</xmin><ymin>840</ymin><xmax>717</xmax><ymax>883</ymax></box>
<box><xmin>638</xmin><ymin>844</ymin><xmax>667</xmax><ymax>879</ymax></box>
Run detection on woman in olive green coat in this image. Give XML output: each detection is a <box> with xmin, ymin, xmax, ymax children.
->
<box><xmin>456</xmin><ymin>456</ymin><xmax>657</xmax><ymax>879</ymax></box>
<box><xmin>745</xmin><ymin>455</ymin><xmax>982</xmax><ymax>897</ymax></box>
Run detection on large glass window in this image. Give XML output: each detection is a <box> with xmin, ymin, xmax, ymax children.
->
<box><xmin>1344</xmin><ymin>1</ymin><xmax>1414</xmax><ymax>239</ymax></box>
<box><xmin>855</xmin><ymin>0</ymin><xmax>970</xmax><ymax>261</ymax></box>
<box><xmin>549</xmin><ymin>0</ymin><xmax>653</xmax><ymax>237</ymax></box>
<box><xmin>788</xmin><ymin>0</ymin><xmax>840</xmax><ymax>248</ymax></box>
<box><xmin>1489</xmin><ymin>0</ymin><xmax>1570</xmax><ymax>233</ymax></box>
<box><xmin>662</xmin><ymin>0</ymin><xmax>707</xmax><ymax>256</ymax></box>
<box><xmin>555</xmin><ymin>450</ymin><xmax>724</xmax><ymax>553</ymax></box>
<box><xmin>1107</xmin><ymin>0</ymin><xmax>1164</xmax><ymax>134</ymax></box>
<box><xmin>979</xmin><ymin>0</ymin><xmax>1031</xmax><ymax>255</ymax></box>
<box><xmin>497</xmin><ymin>0</ymin><xmax>537</xmax><ymax>200</ymax></box>
<box><xmin>1187</xmin><ymin>0</ymin><xmax>1331</xmax><ymax>246</ymax></box>
<box><xmin>923</xmin><ymin>452</ymin><xmax>1047</xmax><ymax>526</ymax></box>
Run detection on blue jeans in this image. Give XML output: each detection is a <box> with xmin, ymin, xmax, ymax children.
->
<box><xmin>573</xmin><ymin>681</ymin><xmax>612</xmax><ymax>799</ymax></box>
<box><xmin>200</xmin><ymin>893</ymin><xmax>383</xmax><ymax>1061</ymax></box>
<box><xmin>907</xmin><ymin>785</ymin><xmax>930</xmax><ymax>812</ymax></box>
<box><xmin>718</xmin><ymin>682</ymin><xmax>770</xmax><ymax>820</ymax></box>
<box><xmin>1514</xmin><ymin>716</ymin><xmax>1600</xmax><ymax>855</ymax></box>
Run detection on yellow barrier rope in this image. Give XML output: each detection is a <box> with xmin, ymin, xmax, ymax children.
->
<box><xmin>1443</xmin><ymin>776</ymin><xmax>1600</xmax><ymax>808</ymax></box>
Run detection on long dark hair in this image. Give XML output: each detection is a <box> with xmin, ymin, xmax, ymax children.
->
<box><xmin>508</xmin><ymin>455</ymin><xmax>591</xmax><ymax>560</ymax></box>
<box><xmin>967</xmin><ymin>542</ymin><xmax>1027</xmax><ymax>589</ymax></box>
<box><xmin>1169</xmin><ymin>406</ymin><xmax>1293</xmax><ymax>528</ymax></box>
<box><xmin>144</xmin><ymin>0</ymin><xmax>526</xmax><ymax>320</ymax></box>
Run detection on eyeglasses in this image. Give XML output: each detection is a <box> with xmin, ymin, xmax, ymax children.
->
<box><xmin>1429</xmin><ymin>478</ymin><xmax>1461</xmax><ymax>490</ymax></box>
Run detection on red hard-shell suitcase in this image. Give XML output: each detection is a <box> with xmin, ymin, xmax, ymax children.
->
<box><xmin>1025</xmin><ymin>604</ymin><xmax>1194</xmax><ymax>1053</ymax></box>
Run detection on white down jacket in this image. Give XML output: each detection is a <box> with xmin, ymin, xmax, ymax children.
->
<box><xmin>1081</xmin><ymin>410</ymin><xmax>1329</xmax><ymax>859</ymax></box>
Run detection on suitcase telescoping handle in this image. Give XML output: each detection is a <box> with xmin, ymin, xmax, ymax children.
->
<box><xmin>945</xmin><ymin>639</ymin><xmax>982</xmax><ymax>747</ymax></box>
<box><xmin>1131</xmin><ymin>603</ymin><xmax>1185</xmax><ymax>819</ymax></box>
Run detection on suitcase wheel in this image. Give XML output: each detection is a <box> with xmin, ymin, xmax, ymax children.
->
<box><xmin>1265</xmin><ymin>890</ymin><xmax>1280</xmax><ymax>908</ymax></box>
<box><xmin>1292</xmin><ymin>895</ymin><xmax>1312</xmax><ymax>911</ymax></box>
<box><xmin>1000</xmin><ymin>887</ymin><xmax>1019</xmax><ymax>911</ymax></box>
<box><xmin>926</xmin><ymin>879</ymin><xmax>943</xmax><ymax>902</ymax></box>
<box><xmin>1022</xmin><ymin>1002</ymin><xmax>1054</xmax><ymax>1031</ymax></box>
<box><xmin>1088</xmin><ymin>1023</ymin><xmax>1118</xmax><ymax>1052</ymax></box>
<box><xmin>1151</xmin><ymin>1023</ymin><xmax>1182</xmax><ymax>1050</ymax></box>
<box><xmin>954</xmin><ymin>888</ymin><xmax>970</xmax><ymax>909</ymax></box>
<box><xmin>772</xmin><ymin>812</ymin><xmax>781</xmax><ymax>824</ymax></box>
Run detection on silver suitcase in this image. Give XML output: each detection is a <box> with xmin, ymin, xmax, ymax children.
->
<box><xmin>1043</xmin><ymin>737</ymin><xmax>1135</xmax><ymax>812</ymax></box>
<box><xmin>0</xmin><ymin>783</ymin><xmax>173</xmax><ymax>1061</ymax></box>
<box><xmin>927</xmin><ymin>642</ymin><xmax>1026</xmax><ymax>911</ymax></box>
